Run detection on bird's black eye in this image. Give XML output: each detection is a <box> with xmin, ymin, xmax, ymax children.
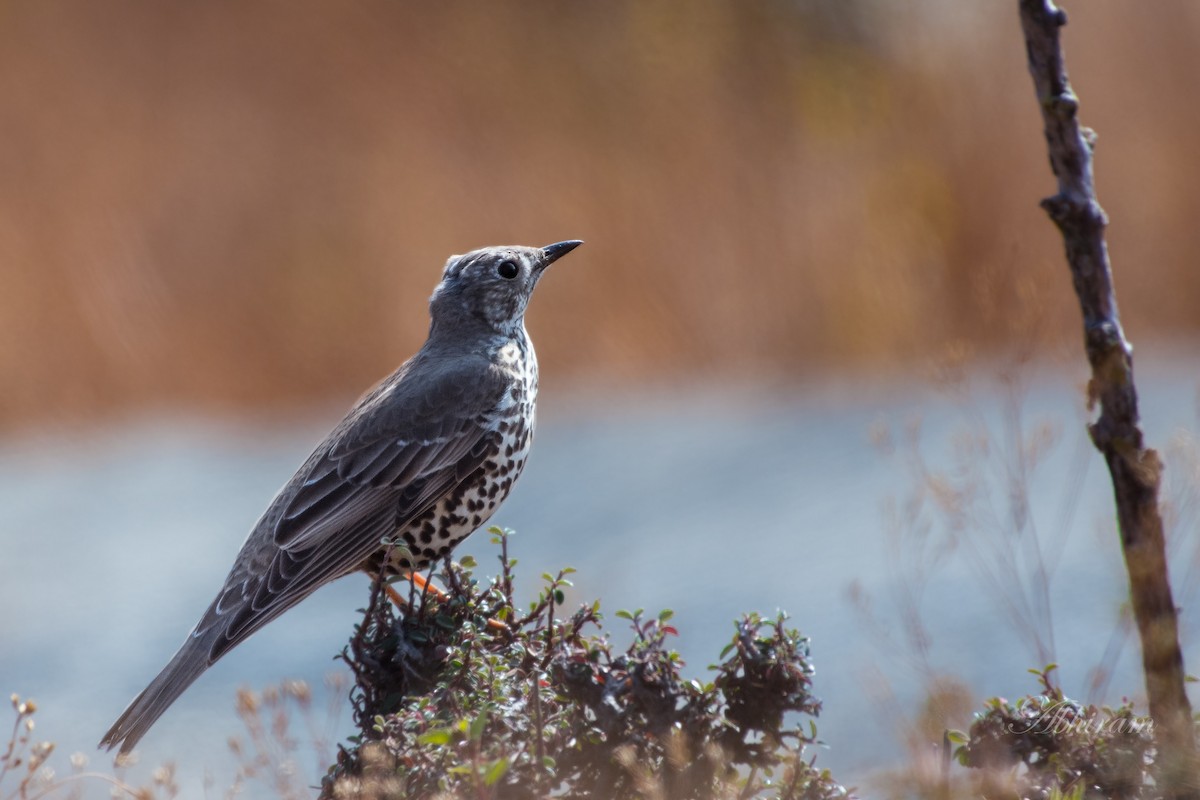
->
<box><xmin>497</xmin><ymin>260</ymin><xmax>520</xmax><ymax>280</ymax></box>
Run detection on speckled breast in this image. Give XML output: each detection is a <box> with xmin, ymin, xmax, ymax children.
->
<box><xmin>380</xmin><ymin>333</ymin><xmax>538</xmax><ymax>573</ymax></box>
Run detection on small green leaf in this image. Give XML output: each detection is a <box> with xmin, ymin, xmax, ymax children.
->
<box><xmin>418</xmin><ymin>729</ymin><xmax>452</xmax><ymax>746</ymax></box>
<box><xmin>459</xmin><ymin>555</ymin><xmax>477</xmax><ymax>569</ymax></box>
<box><xmin>554</xmin><ymin>589</ymin><xmax>565</xmax><ymax>604</ymax></box>
<box><xmin>658</xmin><ymin>609</ymin><xmax>675</xmax><ymax>623</ymax></box>
<box><xmin>615</xmin><ymin>610</ymin><xmax>633</xmax><ymax>621</ymax></box>
<box><xmin>945</xmin><ymin>729</ymin><xmax>968</xmax><ymax>745</ymax></box>
<box><xmin>469</xmin><ymin>707</ymin><xmax>489</xmax><ymax>741</ymax></box>
<box><xmin>483</xmin><ymin>757</ymin><xmax>509</xmax><ymax>786</ymax></box>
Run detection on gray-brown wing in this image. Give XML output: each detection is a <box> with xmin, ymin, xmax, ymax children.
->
<box><xmin>100</xmin><ymin>355</ymin><xmax>512</xmax><ymax>755</ymax></box>
<box><xmin>191</xmin><ymin>354</ymin><xmax>510</xmax><ymax>658</ymax></box>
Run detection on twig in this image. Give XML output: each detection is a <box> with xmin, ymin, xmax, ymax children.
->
<box><xmin>545</xmin><ymin>583</ymin><xmax>556</xmax><ymax>657</ymax></box>
<box><xmin>443</xmin><ymin>554</ymin><xmax>465</xmax><ymax>597</ymax></box>
<box><xmin>23</xmin><ymin>771</ymin><xmax>155</xmax><ymax>800</ymax></box>
<box><xmin>417</xmin><ymin>562</ymin><xmax>435</xmax><ymax>625</ymax></box>
<box><xmin>531</xmin><ymin>666</ymin><xmax>545</xmax><ymax>797</ymax></box>
<box><xmin>499</xmin><ymin>532</ymin><xmax>515</xmax><ymax>611</ymax></box>
<box><xmin>1017</xmin><ymin>1</ymin><xmax>1197</xmax><ymax>793</ymax></box>
<box><xmin>0</xmin><ymin>709</ymin><xmax>22</xmax><ymax>788</ymax></box>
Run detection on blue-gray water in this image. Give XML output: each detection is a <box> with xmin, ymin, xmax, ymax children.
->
<box><xmin>3</xmin><ymin>358</ymin><xmax>1199</xmax><ymax>796</ymax></box>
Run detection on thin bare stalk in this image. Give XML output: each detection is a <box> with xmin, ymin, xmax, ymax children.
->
<box><xmin>1017</xmin><ymin>1</ymin><xmax>1197</xmax><ymax>793</ymax></box>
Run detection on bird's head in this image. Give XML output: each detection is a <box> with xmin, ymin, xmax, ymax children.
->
<box><xmin>429</xmin><ymin>241</ymin><xmax>582</xmax><ymax>337</ymax></box>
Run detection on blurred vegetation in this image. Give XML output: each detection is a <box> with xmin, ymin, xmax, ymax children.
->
<box><xmin>953</xmin><ymin>666</ymin><xmax>1157</xmax><ymax>800</ymax></box>
<box><xmin>2</xmin><ymin>2</ymin><xmax>1198</xmax><ymax>429</ymax></box>
<box><xmin>5</xmin><ymin>537</ymin><xmax>1187</xmax><ymax>799</ymax></box>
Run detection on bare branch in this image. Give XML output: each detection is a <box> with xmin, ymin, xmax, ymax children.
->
<box><xmin>1017</xmin><ymin>0</ymin><xmax>1198</xmax><ymax>793</ymax></box>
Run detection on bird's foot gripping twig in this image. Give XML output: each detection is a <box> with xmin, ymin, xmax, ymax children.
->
<box><xmin>383</xmin><ymin>570</ymin><xmax>448</xmax><ymax>611</ymax></box>
<box><xmin>441</xmin><ymin>557</ymin><xmax>510</xmax><ymax>632</ymax></box>
<box><xmin>381</xmin><ymin>567</ymin><xmax>509</xmax><ymax>632</ymax></box>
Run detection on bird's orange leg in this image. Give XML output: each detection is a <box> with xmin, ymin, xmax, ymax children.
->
<box><xmin>406</xmin><ymin>570</ymin><xmax>449</xmax><ymax>600</ymax></box>
<box><xmin>378</xmin><ymin>569</ymin><xmax>508</xmax><ymax>632</ymax></box>
<box><xmin>379</xmin><ymin>571</ymin><xmax>448</xmax><ymax>610</ymax></box>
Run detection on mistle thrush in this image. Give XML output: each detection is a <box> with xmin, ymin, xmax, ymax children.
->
<box><xmin>100</xmin><ymin>240</ymin><xmax>582</xmax><ymax>755</ymax></box>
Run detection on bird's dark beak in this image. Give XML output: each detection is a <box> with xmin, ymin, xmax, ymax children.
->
<box><xmin>539</xmin><ymin>240</ymin><xmax>583</xmax><ymax>268</ymax></box>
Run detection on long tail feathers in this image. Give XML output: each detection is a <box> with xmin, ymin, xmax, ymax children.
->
<box><xmin>99</xmin><ymin>632</ymin><xmax>214</xmax><ymax>756</ymax></box>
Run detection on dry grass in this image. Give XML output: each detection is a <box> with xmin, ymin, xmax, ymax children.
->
<box><xmin>0</xmin><ymin>3</ymin><xmax>1196</xmax><ymax>429</ymax></box>
<box><xmin>1</xmin><ymin>680</ymin><xmax>345</xmax><ymax>800</ymax></box>
<box><xmin>1</xmin><ymin>693</ymin><xmax>176</xmax><ymax>800</ymax></box>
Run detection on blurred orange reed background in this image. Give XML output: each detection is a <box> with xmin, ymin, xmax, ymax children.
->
<box><xmin>1</xmin><ymin>1</ymin><xmax>1198</xmax><ymax>429</ymax></box>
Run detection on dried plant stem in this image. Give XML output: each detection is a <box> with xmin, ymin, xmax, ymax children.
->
<box><xmin>1018</xmin><ymin>1</ymin><xmax>1197</xmax><ymax>793</ymax></box>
